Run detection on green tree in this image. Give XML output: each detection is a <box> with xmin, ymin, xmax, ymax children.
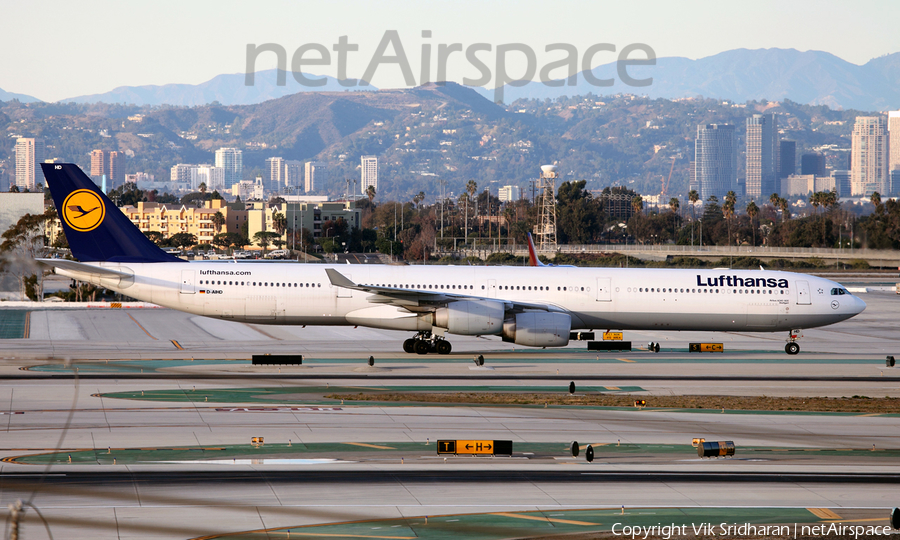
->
<box><xmin>253</xmin><ymin>231</ymin><xmax>279</xmax><ymax>253</ymax></box>
<box><xmin>198</xmin><ymin>182</ymin><xmax>207</xmax><ymax>194</ymax></box>
<box><xmin>272</xmin><ymin>212</ymin><xmax>287</xmax><ymax>236</ymax></box>
<box><xmin>556</xmin><ymin>180</ymin><xmax>599</xmax><ymax>244</ymax></box>
<box><xmin>212</xmin><ymin>211</ymin><xmax>225</xmax><ymax>234</ymax></box>
<box><xmin>169</xmin><ymin>232</ymin><xmax>197</xmax><ymax>250</ymax></box>
<box><xmin>746</xmin><ymin>200</ymin><xmax>759</xmax><ymax>246</ymax></box>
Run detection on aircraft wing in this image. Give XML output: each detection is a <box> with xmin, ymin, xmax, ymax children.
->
<box><xmin>324</xmin><ymin>268</ymin><xmax>562</xmax><ymax>313</ymax></box>
<box><xmin>36</xmin><ymin>258</ymin><xmax>133</xmax><ymax>278</ymax></box>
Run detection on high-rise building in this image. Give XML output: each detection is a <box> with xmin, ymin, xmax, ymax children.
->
<box><xmin>304</xmin><ymin>161</ymin><xmax>326</xmax><ymax>192</ymax></box>
<box><xmin>850</xmin><ymin>116</ymin><xmax>888</xmax><ymax>196</ymax></box>
<box><xmin>284</xmin><ymin>160</ymin><xmax>303</xmax><ymax>190</ymax></box>
<box><xmin>108</xmin><ymin>151</ymin><xmax>124</xmax><ymax>187</ymax></box>
<box><xmin>498</xmin><ymin>185</ymin><xmax>520</xmax><ymax>202</ymax></box>
<box><xmin>694</xmin><ymin>124</ymin><xmax>736</xmax><ymax>201</ymax></box>
<box><xmin>745</xmin><ymin>114</ymin><xmax>778</xmax><ymax>200</ymax></box>
<box><xmin>90</xmin><ymin>149</ymin><xmax>108</xmax><ymax>179</ymax></box>
<box><xmin>191</xmin><ymin>164</ymin><xmax>225</xmax><ymax>191</ymax></box>
<box><xmin>360</xmin><ymin>155</ymin><xmax>378</xmax><ymax>195</ymax></box>
<box><xmin>801</xmin><ymin>153</ymin><xmax>826</xmax><ymax>177</ymax></box>
<box><xmin>170</xmin><ymin>164</ymin><xmax>193</xmax><ymax>183</ymax></box>
<box><xmin>779</xmin><ymin>140</ymin><xmax>796</xmax><ymax>180</ymax></box>
<box><xmin>889</xmin><ymin>111</ymin><xmax>900</xmax><ymax>173</ymax></box>
<box><xmin>14</xmin><ymin>138</ymin><xmax>44</xmax><ymax>190</ymax></box>
<box><xmin>266</xmin><ymin>157</ymin><xmax>284</xmax><ymax>191</ymax></box>
<box><xmin>832</xmin><ymin>170</ymin><xmax>851</xmax><ymax>198</ymax></box>
<box><xmin>215</xmin><ymin>147</ymin><xmax>243</xmax><ymax>185</ymax></box>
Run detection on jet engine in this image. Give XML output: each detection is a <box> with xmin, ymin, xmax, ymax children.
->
<box><xmin>433</xmin><ymin>300</ymin><xmax>505</xmax><ymax>335</ymax></box>
<box><xmin>502</xmin><ymin>312</ymin><xmax>571</xmax><ymax>347</ymax></box>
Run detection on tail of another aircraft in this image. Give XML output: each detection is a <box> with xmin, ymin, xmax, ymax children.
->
<box><xmin>526</xmin><ymin>232</ymin><xmax>549</xmax><ymax>267</ymax></box>
<box><xmin>41</xmin><ymin>163</ymin><xmax>183</xmax><ymax>263</ymax></box>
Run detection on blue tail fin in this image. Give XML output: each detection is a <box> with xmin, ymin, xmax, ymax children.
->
<box><xmin>41</xmin><ymin>163</ymin><xmax>183</xmax><ymax>263</ymax></box>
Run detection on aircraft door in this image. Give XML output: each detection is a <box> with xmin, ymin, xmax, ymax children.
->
<box><xmin>596</xmin><ymin>277</ymin><xmax>611</xmax><ymax>301</ymax></box>
<box><xmin>487</xmin><ymin>279</ymin><xmax>497</xmax><ymax>298</ymax></box>
<box><xmin>335</xmin><ymin>274</ymin><xmax>352</xmax><ymax>298</ymax></box>
<box><xmin>796</xmin><ymin>280</ymin><xmax>811</xmax><ymax>305</ymax></box>
<box><xmin>180</xmin><ymin>270</ymin><xmax>195</xmax><ymax>294</ymax></box>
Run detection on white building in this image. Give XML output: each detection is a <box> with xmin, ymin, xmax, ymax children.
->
<box><xmin>14</xmin><ymin>138</ymin><xmax>44</xmax><ymax>191</ymax></box>
<box><xmin>305</xmin><ymin>161</ymin><xmax>327</xmax><ymax>192</ymax></box>
<box><xmin>850</xmin><ymin>116</ymin><xmax>888</xmax><ymax>196</ymax></box>
<box><xmin>780</xmin><ymin>174</ymin><xmax>836</xmax><ymax>197</ymax></box>
<box><xmin>266</xmin><ymin>157</ymin><xmax>284</xmax><ymax>191</ymax></box>
<box><xmin>192</xmin><ymin>165</ymin><xmax>226</xmax><ymax>191</ymax></box>
<box><xmin>360</xmin><ymin>155</ymin><xmax>377</xmax><ymax>195</ymax></box>
<box><xmin>170</xmin><ymin>164</ymin><xmax>193</xmax><ymax>183</ymax></box>
<box><xmin>232</xmin><ymin>178</ymin><xmax>264</xmax><ymax>201</ymax></box>
<box><xmin>284</xmin><ymin>160</ymin><xmax>303</xmax><ymax>190</ymax></box>
<box><xmin>498</xmin><ymin>185</ymin><xmax>520</xmax><ymax>202</ymax></box>
<box><xmin>215</xmin><ymin>147</ymin><xmax>243</xmax><ymax>185</ymax></box>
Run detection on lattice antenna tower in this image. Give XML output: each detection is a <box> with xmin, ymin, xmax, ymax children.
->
<box><xmin>535</xmin><ymin>164</ymin><xmax>558</xmax><ymax>250</ymax></box>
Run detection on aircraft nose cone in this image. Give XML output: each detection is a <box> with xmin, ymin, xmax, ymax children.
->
<box><xmin>853</xmin><ymin>295</ymin><xmax>867</xmax><ymax>315</ymax></box>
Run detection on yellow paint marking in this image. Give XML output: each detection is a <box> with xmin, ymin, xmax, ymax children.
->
<box><xmin>171</xmin><ymin>340</ymin><xmax>184</xmax><ymax>350</ymax></box>
<box><xmin>604</xmin><ymin>386</ymin><xmax>621</xmax><ymax>390</ymax></box>
<box><xmin>616</xmin><ymin>358</ymin><xmax>635</xmax><ymax>363</ymax></box>
<box><xmin>270</xmin><ymin>534</ymin><xmax>415</xmax><ymax>539</ymax></box>
<box><xmin>491</xmin><ymin>512</ymin><xmax>598</xmax><ymax>526</ymax></box>
<box><xmin>23</xmin><ymin>311</ymin><xmax>30</xmax><ymax>339</ymax></box>
<box><xmin>821</xmin><ymin>518</ymin><xmax>888</xmax><ymax>523</ymax></box>
<box><xmin>858</xmin><ymin>413</ymin><xmax>882</xmax><ymax>417</ymax></box>
<box><xmin>807</xmin><ymin>508</ymin><xmax>842</xmax><ymax>520</ymax></box>
<box><xmin>579</xmin><ymin>443</ymin><xmax>609</xmax><ymax>451</ymax></box>
<box><xmin>127</xmin><ymin>313</ymin><xmax>158</xmax><ymax>340</ymax></box>
<box><xmin>343</xmin><ymin>442</ymin><xmax>395</xmax><ymax>450</ymax></box>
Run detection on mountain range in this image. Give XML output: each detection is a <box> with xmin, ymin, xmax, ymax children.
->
<box><xmin>58</xmin><ymin>70</ymin><xmax>376</xmax><ymax>106</ymax></box>
<box><xmin>0</xmin><ymin>87</ymin><xmax>40</xmax><ymax>103</ymax></box>
<box><xmin>3</xmin><ymin>48</ymin><xmax>899</xmax><ymax>110</ymax></box>
<box><xmin>486</xmin><ymin>48</ymin><xmax>900</xmax><ymax>110</ymax></box>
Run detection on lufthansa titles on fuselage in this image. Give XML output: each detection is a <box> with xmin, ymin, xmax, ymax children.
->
<box><xmin>696</xmin><ymin>275</ymin><xmax>790</xmax><ymax>288</ymax></box>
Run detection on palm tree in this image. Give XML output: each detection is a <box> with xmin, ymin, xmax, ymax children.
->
<box><xmin>198</xmin><ymin>182</ymin><xmax>207</xmax><ymax>194</ymax></box>
<box><xmin>778</xmin><ymin>197</ymin><xmax>791</xmax><ymax>221</ymax></box>
<box><xmin>688</xmin><ymin>189</ymin><xmax>699</xmax><ymax>245</ymax></box>
<box><xmin>272</xmin><ymin>211</ymin><xmax>287</xmax><ymax>236</ymax></box>
<box><xmin>723</xmin><ymin>191</ymin><xmax>736</xmax><ymax>246</ymax></box>
<box><xmin>668</xmin><ymin>197</ymin><xmax>680</xmax><ymax>242</ymax></box>
<box><xmin>746</xmin><ymin>200</ymin><xmax>759</xmax><ymax>246</ymax></box>
<box><xmin>631</xmin><ymin>195</ymin><xmax>643</xmax><ymax>216</ymax></box>
<box><xmin>366</xmin><ymin>185</ymin><xmax>376</xmax><ymax>203</ymax></box>
<box><xmin>466</xmin><ymin>180</ymin><xmax>477</xmax><ymax>238</ymax></box>
<box><xmin>769</xmin><ymin>193</ymin><xmax>781</xmax><ymax>223</ymax></box>
<box><xmin>212</xmin><ymin>211</ymin><xmax>225</xmax><ymax>235</ymax></box>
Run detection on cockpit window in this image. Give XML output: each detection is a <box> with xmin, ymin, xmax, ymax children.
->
<box><xmin>830</xmin><ymin>287</ymin><xmax>848</xmax><ymax>295</ymax></box>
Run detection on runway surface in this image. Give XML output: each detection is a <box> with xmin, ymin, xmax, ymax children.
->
<box><xmin>0</xmin><ymin>289</ymin><xmax>898</xmax><ymax>538</ymax></box>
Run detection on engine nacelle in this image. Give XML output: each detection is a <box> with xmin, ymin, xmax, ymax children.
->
<box><xmin>434</xmin><ymin>300</ymin><xmax>504</xmax><ymax>335</ymax></box>
<box><xmin>502</xmin><ymin>312</ymin><xmax>571</xmax><ymax>347</ymax></box>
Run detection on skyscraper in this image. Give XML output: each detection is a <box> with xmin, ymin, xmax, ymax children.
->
<box><xmin>304</xmin><ymin>161</ymin><xmax>326</xmax><ymax>192</ymax></box>
<box><xmin>889</xmin><ymin>111</ymin><xmax>900</xmax><ymax>173</ymax></box>
<box><xmin>779</xmin><ymin>140</ymin><xmax>796</xmax><ymax>180</ymax></box>
<box><xmin>15</xmin><ymin>138</ymin><xmax>44</xmax><ymax>190</ymax></box>
<box><xmin>284</xmin><ymin>160</ymin><xmax>303</xmax><ymax>190</ymax></box>
<box><xmin>745</xmin><ymin>114</ymin><xmax>777</xmax><ymax>200</ymax></box>
<box><xmin>850</xmin><ymin>116</ymin><xmax>888</xmax><ymax>196</ymax></box>
<box><xmin>215</xmin><ymin>148</ymin><xmax>243</xmax><ymax>186</ymax></box>
<box><xmin>695</xmin><ymin>124</ymin><xmax>736</xmax><ymax>201</ymax></box>
<box><xmin>108</xmin><ymin>151</ymin><xmax>124</xmax><ymax>187</ymax></box>
<box><xmin>90</xmin><ymin>149</ymin><xmax>108</xmax><ymax>179</ymax></box>
<box><xmin>801</xmin><ymin>153</ymin><xmax>826</xmax><ymax>177</ymax></box>
<box><xmin>266</xmin><ymin>157</ymin><xmax>284</xmax><ymax>191</ymax></box>
<box><xmin>361</xmin><ymin>155</ymin><xmax>378</xmax><ymax>195</ymax></box>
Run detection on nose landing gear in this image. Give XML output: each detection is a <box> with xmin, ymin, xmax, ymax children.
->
<box><xmin>403</xmin><ymin>332</ymin><xmax>452</xmax><ymax>355</ymax></box>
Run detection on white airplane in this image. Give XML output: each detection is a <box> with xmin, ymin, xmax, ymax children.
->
<box><xmin>38</xmin><ymin>163</ymin><xmax>865</xmax><ymax>355</ymax></box>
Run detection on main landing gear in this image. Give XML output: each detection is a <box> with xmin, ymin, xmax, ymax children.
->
<box><xmin>785</xmin><ymin>329</ymin><xmax>802</xmax><ymax>355</ymax></box>
<box><xmin>403</xmin><ymin>332</ymin><xmax>452</xmax><ymax>355</ymax></box>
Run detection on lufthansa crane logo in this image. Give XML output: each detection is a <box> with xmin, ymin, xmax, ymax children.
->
<box><xmin>62</xmin><ymin>189</ymin><xmax>105</xmax><ymax>232</ymax></box>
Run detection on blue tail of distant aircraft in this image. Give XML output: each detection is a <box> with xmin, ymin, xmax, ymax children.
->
<box><xmin>41</xmin><ymin>163</ymin><xmax>183</xmax><ymax>263</ymax></box>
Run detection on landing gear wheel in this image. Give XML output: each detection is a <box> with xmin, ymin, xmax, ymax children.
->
<box><xmin>785</xmin><ymin>342</ymin><xmax>800</xmax><ymax>355</ymax></box>
<box><xmin>414</xmin><ymin>340</ymin><xmax>430</xmax><ymax>355</ymax></box>
<box><xmin>654</xmin><ymin>342</ymin><xmax>660</xmax><ymax>353</ymax></box>
<box><xmin>403</xmin><ymin>339</ymin><xmax>416</xmax><ymax>354</ymax></box>
<box><xmin>435</xmin><ymin>340</ymin><xmax>452</xmax><ymax>355</ymax></box>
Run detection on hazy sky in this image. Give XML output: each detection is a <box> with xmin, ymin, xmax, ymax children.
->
<box><xmin>3</xmin><ymin>0</ymin><xmax>899</xmax><ymax>102</ymax></box>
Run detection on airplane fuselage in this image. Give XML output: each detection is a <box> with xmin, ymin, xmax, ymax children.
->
<box><xmin>53</xmin><ymin>261</ymin><xmax>865</xmax><ymax>334</ymax></box>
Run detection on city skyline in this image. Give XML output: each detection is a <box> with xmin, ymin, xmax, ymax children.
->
<box><xmin>2</xmin><ymin>0</ymin><xmax>899</xmax><ymax>102</ymax></box>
